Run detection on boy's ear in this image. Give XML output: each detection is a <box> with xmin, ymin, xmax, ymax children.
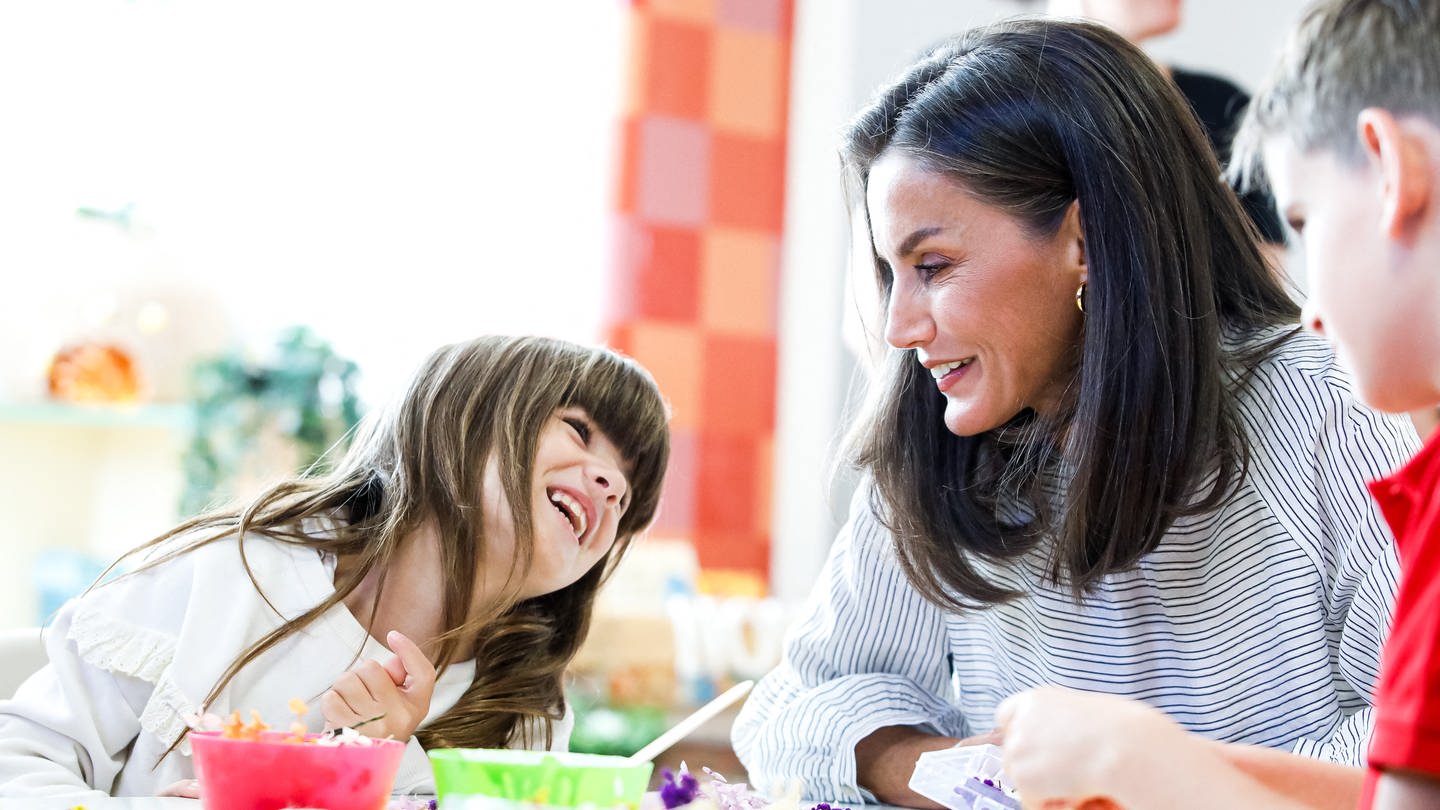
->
<box><xmin>1358</xmin><ymin>108</ymin><xmax>1433</xmax><ymax>240</ymax></box>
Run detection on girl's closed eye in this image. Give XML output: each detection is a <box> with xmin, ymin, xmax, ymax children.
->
<box><xmin>563</xmin><ymin>415</ymin><xmax>592</xmax><ymax>444</ymax></box>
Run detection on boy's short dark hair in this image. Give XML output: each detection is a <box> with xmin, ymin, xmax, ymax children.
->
<box><xmin>1232</xmin><ymin>0</ymin><xmax>1440</xmax><ymax>188</ymax></box>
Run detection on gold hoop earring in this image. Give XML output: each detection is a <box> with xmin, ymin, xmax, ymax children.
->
<box><xmin>1075</xmin><ymin>282</ymin><xmax>1087</xmax><ymax>314</ymax></box>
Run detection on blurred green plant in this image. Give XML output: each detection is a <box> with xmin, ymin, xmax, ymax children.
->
<box><xmin>181</xmin><ymin>326</ymin><xmax>363</xmax><ymax>515</ymax></box>
<box><xmin>567</xmin><ymin>699</ymin><xmax>667</xmax><ymax>757</ymax></box>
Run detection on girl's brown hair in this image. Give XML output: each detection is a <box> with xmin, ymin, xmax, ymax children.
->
<box><xmin>112</xmin><ymin>335</ymin><xmax>669</xmax><ymax>756</ymax></box>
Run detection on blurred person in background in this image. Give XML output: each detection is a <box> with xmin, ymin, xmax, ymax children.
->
<box><xmin>1039</xmin><ymin>0</ymin><xmax>1291</xmax><ymax>269</ymax></box>
<box><xmin>1037</xmin><ymin>1</ymin><xmax>1440</xmax><ymax>441</ymax></box>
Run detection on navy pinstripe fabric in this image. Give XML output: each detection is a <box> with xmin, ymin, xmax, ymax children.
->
<box><xmin>734</xmin><ymin>330</ymin><xmax>1417</xmax><ymax>803</ymax></box>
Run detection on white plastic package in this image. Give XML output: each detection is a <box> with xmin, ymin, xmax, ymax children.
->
<box><xmin>907</xmin><ymin>743</ymin><xmax>1021</xmax><ymax>810</ymax></box>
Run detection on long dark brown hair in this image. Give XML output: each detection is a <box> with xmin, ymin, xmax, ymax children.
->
<box><xmin>105</xmin><ymin>335</ymin><xmax>669</xmax><ymax>757</ymax></box>
<box><xmin>842</xmin><ymin>18</ymin><xmax>1299</xmax><ymax>607</ymax></box>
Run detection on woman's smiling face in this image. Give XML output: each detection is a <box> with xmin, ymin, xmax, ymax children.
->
<box><xmin>866</xmin><ymin>151</ymin><xmax>1087</xmax><ymax>436</ymax></box>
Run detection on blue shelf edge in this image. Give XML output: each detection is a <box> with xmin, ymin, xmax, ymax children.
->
<box><xmin>0</xmin><ymin>402</ymin><xmax>193</xmax><ymax>431</ymax></box>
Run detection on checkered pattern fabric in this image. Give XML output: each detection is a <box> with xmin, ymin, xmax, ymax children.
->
<box><xmin>606</xmin><ymin>0</ymin><xmax>793</xmax><ymax>582</ymax></box>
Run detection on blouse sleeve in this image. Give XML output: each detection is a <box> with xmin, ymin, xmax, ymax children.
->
<box><xmin>731</xmin><ymin>487</ymin><xmax>967</xmax><ymax>802</ymax></box>
<box><xmin>1287</xmin><ymin>383</ymin><xmax>1413</xmax><ymax>765</ymax></box>
<box><xmin>550</xmin><ymin>701</ymin><xmax>575</xmax><ymax>751</ymax></box>
<box><xmin>1234</xmin><ymin>341</ymin><xmax>1415</xmax><ymax>765</ymax></box>
<box><xmin>0</xmin><ymin>596</ymin><xmax>159</xmax><ymax>798</ymax></box>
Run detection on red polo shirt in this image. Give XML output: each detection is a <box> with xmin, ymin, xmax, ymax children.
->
<box><xmin>1364</xmin><ymin>428</ymin><xmax>1440</xmax><ymax>805</ymax></box>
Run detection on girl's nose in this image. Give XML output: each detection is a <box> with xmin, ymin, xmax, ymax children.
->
<box><xmin>591</xmin><ymin>463</ymin><xmax>627</xmax><ymax>508</ymax></box>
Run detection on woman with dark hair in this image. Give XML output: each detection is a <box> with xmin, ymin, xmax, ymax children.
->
<box><xmin>732</xmin><ymin>18</ymin><xmax>1414</xmax><ymax>808</ymax></box>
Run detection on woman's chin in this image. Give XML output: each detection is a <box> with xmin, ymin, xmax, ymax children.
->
<box><xmin>943</xmin><ymin>407</ymin><xmax>997</xmax><ymax>438</ymax></box>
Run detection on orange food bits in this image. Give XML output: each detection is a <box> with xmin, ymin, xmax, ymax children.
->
<box><xmin>221</xmin><ymin>711</ymin><xmax>245</xmax><ymax>739</ymax></box>
<box><xmin>219</xmin><ymin>709</ymin><xmax>270</xmax><ymax>741</ymax></box>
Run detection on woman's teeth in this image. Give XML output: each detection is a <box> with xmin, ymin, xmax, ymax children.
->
<box><xmin>930</xmin><ymin>358</ymin><xmax>973</xmax><ymax>381</ymax></box>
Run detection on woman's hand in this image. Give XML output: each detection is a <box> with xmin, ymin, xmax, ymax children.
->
<box><xmin>321</xmin><ymin>630</ymin><xmax>437</xmax><ymax>742</ymax></box>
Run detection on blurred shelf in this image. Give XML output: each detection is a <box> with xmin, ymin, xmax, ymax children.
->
<box><xmin>0</xmin><ymin>401</ymin><xmax>193</xmax><ymax>431</ymax></box>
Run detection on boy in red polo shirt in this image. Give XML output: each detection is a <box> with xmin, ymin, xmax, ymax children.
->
<box><xmin>989</xmin><ymin>1</ymin><xmax>1440</xmax><ymax>808</ymax></box>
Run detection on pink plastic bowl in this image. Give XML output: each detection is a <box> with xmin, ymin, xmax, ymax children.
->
<box><xmin>190</xmin><ymin>730</ymin><xmax>406</xmax><ymax>810</ymax></box>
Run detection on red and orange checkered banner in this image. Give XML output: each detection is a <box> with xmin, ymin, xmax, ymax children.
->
<box><xmin>605</xmin><ymin>0</ymin><xmax>793</xmax><ymax>586</ymax></box>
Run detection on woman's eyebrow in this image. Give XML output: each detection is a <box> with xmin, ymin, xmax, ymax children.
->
<box><xmin>897</xmin><ymin>226</ymin><xmax>945</xmax><ymax>257</ymax></box>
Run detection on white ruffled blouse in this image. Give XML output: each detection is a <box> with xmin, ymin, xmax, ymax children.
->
<box><xmin>0</xmin><ymin>533</ymin><xmax>572</xmax><ymax>799</ymax></box>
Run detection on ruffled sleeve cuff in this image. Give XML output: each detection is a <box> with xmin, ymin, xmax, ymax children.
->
<box><xmin>68</xmin><ymin>599</ymin><xmax>195</xmax><ymax>754</ymax></box>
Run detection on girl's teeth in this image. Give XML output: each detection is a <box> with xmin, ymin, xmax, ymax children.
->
<box><xmin>548</xmin><ymin>490</ymin><xmax>588</xmax><ymax>538</ymax></box>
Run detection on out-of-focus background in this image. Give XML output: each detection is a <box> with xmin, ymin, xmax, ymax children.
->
<box><xmin>1</xmin><ymin>0</ymin><xmax>1315</xmax><ymax>776</ymax></box>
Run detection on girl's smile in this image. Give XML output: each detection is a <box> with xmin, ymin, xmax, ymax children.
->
<box><xmin>512</xmin><ymin>408</ymin><xmax>630</xmax><ymax>599</ymax></box>
<box><xmin>545</xmin><ymin>486</ymin><xmax>593</xmax><ymax>544</ymax></box>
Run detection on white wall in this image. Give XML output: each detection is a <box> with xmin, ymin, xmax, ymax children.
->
<box><xmin>0</xmin><ymin>1</ymin><xmax>626</xmax><ymax>629</ymax></box>
<box><xmin>770</xmin><ymin>0</ymin><xmax>1314</xmax><ymax>599</ymax></box>
<box><xmin>1147</xmin><ymin>2</ymin><xmax>1310</xmax><ymax>90</ymax></box>
<box><xmin>0</xmin><ymin>1</ymin><xmax>626</xmax><ymax>408</ymax></box>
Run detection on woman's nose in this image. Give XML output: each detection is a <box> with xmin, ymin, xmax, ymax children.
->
<box><xmin>883</xmin><ymin>280</ymin><xmax>933</xmax><ymax>349</ymax></box>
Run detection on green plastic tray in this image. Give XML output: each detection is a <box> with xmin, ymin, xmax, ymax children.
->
<box><xmin>429</xmin><ymin>749</ymin><xmax>653</xmax><ymax>807</ymax></box>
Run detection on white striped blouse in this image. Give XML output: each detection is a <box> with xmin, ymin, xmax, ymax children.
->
<box><xmin>733</xmin><ymin>330</ymin><xmax>1418</xmax><ymax>803</ymax></box>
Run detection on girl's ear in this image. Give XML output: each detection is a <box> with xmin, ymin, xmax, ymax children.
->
<box><xmin>1358</xmin><ymin>108</ymin><xmax>1433</xmax><ymax>241</ymax></box>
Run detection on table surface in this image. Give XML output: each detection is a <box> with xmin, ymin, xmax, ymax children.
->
<box><xmin>0</xmin><ymin>795</ymin><xmax>197</xmax><ymax>801</ymax></box>
<box><xmin>0</xmin><ymin>785</ymin><xmax>726</xmax><ymax>808</ymax></box>
<box><xmin>0</xmin><ymin>782</ymin><xmax>914</xmax><ymax>810</ymax></box>
<box><xmin>0</xmin><ymin>797</ymin><xmax>436</xmax><ymax>809</ymax></box>
<box><xmin>0</xmin><ymin>799</ymin><xmax>902</xmax><ymax>810</ymax></box>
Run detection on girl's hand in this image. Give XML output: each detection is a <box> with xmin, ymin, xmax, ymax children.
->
<box><xmin>321</xmin><ymin>630</ymin><xmax>437</xmax><ymax>742</ymax></box>
<box><xmin>159</xmin><ymin>778</ymin><xmax>202</xmax><ymax>798</ymax></box>
<box><xmin>995</xmin><ymin>686</ymin><xmax>1181</xmax><ymax>809</ymax></box>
